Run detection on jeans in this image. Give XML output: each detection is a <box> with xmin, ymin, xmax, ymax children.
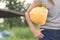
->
<box><xmin>39</xmin><ymin>28</ymin><xmax>60</xmax><ymax>40</ymax></box>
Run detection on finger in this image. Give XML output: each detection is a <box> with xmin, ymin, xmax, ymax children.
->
<box><xmin>40</xmin><ymin>29</ymin><xmax>44</xmax><ymax>31</ymax></box>
<box><xmin>37</xmin><ymin>32</ymin><xmax>44</xmax><ymax>38</ymax></box>
<box><xmin>38</xmin><ymin>35</ymin><xmax>44</xmax><ymax>38</ymax></box>
<box><xmin>39</xmin><ymin>34</ymin><xmax>44</xmax><ymax>38</ymax></box>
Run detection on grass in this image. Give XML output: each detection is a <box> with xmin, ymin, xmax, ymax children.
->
<box><xmin>5</xmin><ymin>27</ymin><xmax>38</xmax><ymax>40</ymax></box>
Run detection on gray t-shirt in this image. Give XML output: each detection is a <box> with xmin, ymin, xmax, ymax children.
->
<box><xmin>34</xmin><ymin>0</ymin><xmax>60</xmax><ymax>30</ymax></box>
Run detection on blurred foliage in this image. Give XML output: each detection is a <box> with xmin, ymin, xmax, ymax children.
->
<box><xmin>0</xmin><ymin>0</ymin><xmax>30</xmax><ymax>12</ymax></box>
<box><xmin>0</xmin><ymin>0</ymin><xmax>30</xmax><ymax>28</ymax></box>
<box><xmin>0</xmin><ymin>25</ymin><xmax>38</xmax><ymax>40</ymax></box>
<box><xmin>9</xmin><ymin>27</ymin><xmax>38</xmax><ymax>40</ymax></box>
<box><xmin>0</xmin><ymin>0</ymin><xmax>38</xmax><ymax>40</ymax></box>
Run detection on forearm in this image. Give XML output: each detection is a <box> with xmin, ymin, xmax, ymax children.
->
<box><xmin>25</xmin><ymin>12</ymin><xmax>37</xmax><ymax>33</ymax></box>
<box><xmin>25</xmin><ymin>1</ymin><xmax>40</xmax><ymax>36</ymax></box>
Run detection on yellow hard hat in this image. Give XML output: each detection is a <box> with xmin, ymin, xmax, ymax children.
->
<box><xmin>29</xmin><ymin>7</ymin><xmax>48</xmax><ymax>25</ymax></box>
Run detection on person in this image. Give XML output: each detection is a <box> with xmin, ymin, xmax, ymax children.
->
<box><xmin>25</xmin><ymin>0</ymin><xmax>60</xmax><ymax>40</ymax></box>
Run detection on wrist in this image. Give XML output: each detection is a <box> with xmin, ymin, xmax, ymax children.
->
<box><xmin>30</xmin><ymin>26</ymin><xmax>37</xmax><ymax>32</ymax></box>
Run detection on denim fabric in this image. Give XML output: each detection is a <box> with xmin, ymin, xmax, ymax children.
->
<box><xmin>39</xmin><ymin>29</ymin><xmax>60</xmax><ymax>40</ymax></box>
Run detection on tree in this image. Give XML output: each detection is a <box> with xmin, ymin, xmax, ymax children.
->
<box><xmin>0</xmin><ymin>0</ymin><xmax>30</xmax><ymax>28</ymax></box>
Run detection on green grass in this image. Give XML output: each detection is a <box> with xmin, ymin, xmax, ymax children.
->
<box><xmin>6</xmin><ymin>27</ymin><xmax>38</xmax><ymax>40</ymax></box>
<box><xmin>0</xmin><ymin>23</ymin><xmax>39</xmax><ymax>40</ymax></box>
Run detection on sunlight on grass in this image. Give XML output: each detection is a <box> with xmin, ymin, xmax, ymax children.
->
<box><xmin>7</xmin><ymin>27</ymin><xmax>38</xmax><ymax>40</ymax></box>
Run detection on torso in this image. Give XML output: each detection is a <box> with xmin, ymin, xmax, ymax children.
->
<box><xmin>41</xmin><ymin>0</ymin><xmax>60</xmax><ymax>30</ymax></box>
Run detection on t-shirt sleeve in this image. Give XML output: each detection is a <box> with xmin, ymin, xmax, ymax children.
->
<box><xmin>34</xmin><ymin>0</ymin><xmax>42</xmax><ymax>5</ymax></box>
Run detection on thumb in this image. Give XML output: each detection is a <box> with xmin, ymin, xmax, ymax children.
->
<box><xmin>40</xmin><ymin>29</ymin><xmax>44</xmax><ymax>31</ymax></box>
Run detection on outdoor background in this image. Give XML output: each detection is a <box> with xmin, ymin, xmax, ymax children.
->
<box><xmin>0</xmin><ymin>0</ymin><xmax>39</xmax><ymax>40</ymax></box>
